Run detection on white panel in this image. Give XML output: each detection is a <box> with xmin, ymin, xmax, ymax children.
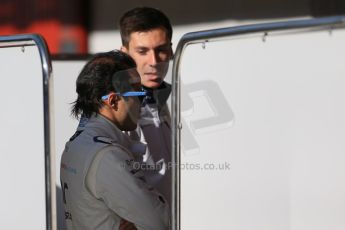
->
<box><xmin>53</xmin><ymin>60</ymin><xmax>86</xmax><ymax>174</ymax></box>
<box><xmin>0</xmin><ymin>45</ymin><xmax>46</xmax><ymax>229</ymax></box>
<box><xmin>180</xmin><ymin>29</ymin><xmax>345</xmax><ymax>229</ymax></box>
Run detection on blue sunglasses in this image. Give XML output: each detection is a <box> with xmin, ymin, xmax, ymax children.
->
<box><xmin>101</xmin><ymin>91</ymin><xmax>147</xmax><ymax>103</ymax></box>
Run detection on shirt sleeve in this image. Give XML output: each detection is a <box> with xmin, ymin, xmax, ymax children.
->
<box><xmin>85</xmin><ymin>145</ymin><xmax>170</xmax><ymax>230</ymax></box>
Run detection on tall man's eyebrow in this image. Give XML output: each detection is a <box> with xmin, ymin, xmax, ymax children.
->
<box><xmin>134</xmin><ymin>42</ymin><xmax>171</xmax><ymax>50</ymax></box>
<box><xmin>156</xmin><ymin>42</ymin><xmax>171</xmax><ymax>48</ymax></box>
<box><xmin>134</xmin><ymin>46</ymin><xmax>149</xmax><ymax>51</ymax></box>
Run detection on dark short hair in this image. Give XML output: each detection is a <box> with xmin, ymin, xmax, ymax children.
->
<box><xmin>71</xmin><ymin>50</ymin><xmax>136</xmax><ymax>118</ymax></box>
<box><xmin>119</xmin><ymin>7</ymin><xmax>172</xmax><ymax>47</ymax></box>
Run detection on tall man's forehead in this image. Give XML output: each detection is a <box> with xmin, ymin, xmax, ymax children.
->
<box><xmin>128</xmin><ymin>27</ymin><xmax>171</xmax><ymax>46</ymax></box>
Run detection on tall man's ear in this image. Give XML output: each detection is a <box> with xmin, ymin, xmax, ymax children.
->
<box><xmin>120</xmin><ymin>46</ymin><xmax>128</xmax><ymax>53</ymax></box>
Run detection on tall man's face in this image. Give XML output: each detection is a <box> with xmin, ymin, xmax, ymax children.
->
<box><xmin>121</xmin><ymin>27</ymin><xmax>173</xmax><ymax>89</ymax></box>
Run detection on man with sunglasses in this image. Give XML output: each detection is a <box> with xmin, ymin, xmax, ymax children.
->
<box><xmin>120</xmin><ymin>6</ymin><xmax>173</xmax><ymax>209</ymax></box>
<box><xmin>60</xmin><ymin>50</ymin><xmax>169</xmax><ymax>230</ymax></box>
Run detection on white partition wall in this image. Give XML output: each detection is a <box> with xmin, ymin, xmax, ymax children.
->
<box><xmin>53</xmin><ymin>60</ymin><xmax>86</xmax><ymax>170</ymax></box>
<box><xmin>0</xmin><ymin>35</ymin><xmax>55</xmax><ymax>230</ymax></box>
<box><xmin>175</xmin><ymin>17</ymin><xmax>345</xmax><ymax>229</ymax></box>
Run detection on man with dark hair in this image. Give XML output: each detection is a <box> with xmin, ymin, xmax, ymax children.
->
<box><xmin>120</xmin><ymin>7</ymin><xmax>173</xmax><ymax>208</ymax></box>
<box><xmin>119</xmin><ymin>7</ymin><xmax>172</xmax><ymax>53</ymax></box>
<box><xmin>60</xmin><ymin>50</ymin><xmax>169</xmax><ymax>230</ymax></box>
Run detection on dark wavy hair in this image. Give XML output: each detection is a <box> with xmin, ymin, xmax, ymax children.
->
<box><xmin>71</xmin><ymin>50</ymin><xmax>136</xmax><ymax>118</ymax></box>
<box><xmin>119</xmin><ymin>7</ymin><xmax>172</xmax><ymax>47</ymax></box>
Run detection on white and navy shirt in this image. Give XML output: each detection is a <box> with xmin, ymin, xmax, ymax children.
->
<box><xmin>127</xmin><ymin>82</ymin><xmax>172</xmax><ymax>207</ymax></box>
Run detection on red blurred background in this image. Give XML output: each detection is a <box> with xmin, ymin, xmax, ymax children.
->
<box><xmin>0</xmin><ymin>0</ymin><xmax>88</xmax><ymax>54</ymax></box>
<box><xmin>1</xmin><ymin>0</ymin><xmax>343</xmax><ymax>55</ymax></box>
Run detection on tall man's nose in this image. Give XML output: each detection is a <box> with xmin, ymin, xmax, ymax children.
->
<box><xmin>148</xmin><ymin>50</ymin><xmax>159</xmax><ymax>66</ymax></box>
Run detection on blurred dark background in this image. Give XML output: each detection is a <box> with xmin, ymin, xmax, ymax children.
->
<box><xmin>0</xmin><ymin>0</ymin><xmax>344</xmax><ymax>54</ymax></box>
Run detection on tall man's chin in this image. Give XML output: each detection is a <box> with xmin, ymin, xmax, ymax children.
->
<box><xmin>144</xmin><ymin>80</ymin><xmax>163</xmax><ymax>89</ymax></box>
